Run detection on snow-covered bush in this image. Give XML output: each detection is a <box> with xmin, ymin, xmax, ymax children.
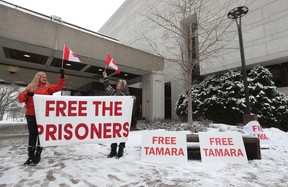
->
<box><xmin>176</xmin><ymin>65</ymin><xmax>288</xmax><ymax>131</ymax></box>
<box><xmin>248</xmin><ymin>66</ymin><xmax>288</xmax><ymax>130</ymax></box>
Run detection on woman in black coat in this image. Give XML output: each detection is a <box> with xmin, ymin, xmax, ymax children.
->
<box><xmin>103</xmin><ymin>71</ymin><xmax>130</xmax><ymax>159</ymax></box>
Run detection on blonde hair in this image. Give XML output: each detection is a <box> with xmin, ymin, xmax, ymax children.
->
<box><xmin>25</xmin><ymin>72</ymin><xmax>49</xmax><ymax>91</ymax></box>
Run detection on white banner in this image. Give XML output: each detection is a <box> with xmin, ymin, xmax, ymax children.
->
<box><xmin>33</xmin><ymin>95</ymin><xmax>134</xmax><ymax>146</ymax></box>
<box><xmin>141</xmin><ymin>130</ymin><xmax>188</xmax><ymax>163</ymax></box>
<box><xmin>243</xmin><ymin>120</ymin><xmax>271</xmax><ymax>147</ymax></box>
<box><xmin>199</xmin><ymin>132</ymin><xmax>248</xmax><ymax>163</ymax></box>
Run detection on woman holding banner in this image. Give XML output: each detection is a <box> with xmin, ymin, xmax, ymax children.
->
<box><xmin>103</xmin><ymin>71</ymin><xmax>133</xmax><ymax>159</ymax></box>
<box><xmin>18</xmin><ymin>69</ymin><xmax>65</xmax><ymax>166</ymax></box>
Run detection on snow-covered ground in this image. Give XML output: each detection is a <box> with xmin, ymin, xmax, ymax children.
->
<box><xmin>0</xmin><ymin>122</ymin><xmax>287</xmax><ymax>187</ymax></box>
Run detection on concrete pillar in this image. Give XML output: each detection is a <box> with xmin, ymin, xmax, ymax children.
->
<box><xmin>171</xmin><ymin>79</ymin><xmax>185</xmax><ymax>121</ymax></box>
<box><xmin>142</xmin><ymin>72</ymin><xmax>165</xmax><ymax>121</ymax></box>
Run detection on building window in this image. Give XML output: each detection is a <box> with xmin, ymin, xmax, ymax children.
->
<box><xmin>267</xmin><ymin>62</ymin><xmax>288</xmax><ymax>87</ymax></box>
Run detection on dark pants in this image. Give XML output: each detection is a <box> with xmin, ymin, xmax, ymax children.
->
<box><xmin>26</xmin><ymin>115</ymin><xmax>39</xmax><ymax>147</ymax></box>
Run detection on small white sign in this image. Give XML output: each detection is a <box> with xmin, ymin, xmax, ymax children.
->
<box><xmin>243</xmin><ymin>120</ymin><xmax>271</xmax><ymax>147</ymax></box>
<box><xmin>141</xmin><ymin>130</ymin><xmax>188</xmax><ymax>163</ymax></box>
<box><xmin>199</xmin><ymin>132</ymin><xmax>248</xmax><ymax>163</ymax></box>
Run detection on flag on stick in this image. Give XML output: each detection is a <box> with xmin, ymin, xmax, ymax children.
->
<box><xmin>63</xmin><ymin>45</ymin><xmax>82</xmax><ymax>63</ymax></box>
<box><xmin>105</xmin><ymin>53</ymin><xmax>120</xmax><ymax>74</ymax></box>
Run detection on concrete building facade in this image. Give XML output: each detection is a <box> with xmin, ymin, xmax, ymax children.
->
<box><xmin>99</xmin><ymin>0</ymin><xmax>288</xmax><ymax>120</ymax></box>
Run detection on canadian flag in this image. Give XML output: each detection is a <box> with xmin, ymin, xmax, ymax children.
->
<box><xmin>63</xmin><ymin>45</ymin><xmax>82</xmax><ymax>63</ymax></box>
<box><xmin>105</xmin><ymin>53</ymin><xmax>120</xmax><ymax>74</ymax></box>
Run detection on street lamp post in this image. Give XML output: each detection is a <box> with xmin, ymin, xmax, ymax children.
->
<box><xmin>227</xmin><ymin>6</ymin><xmax>251</xmax><ymax>115</ymax></box>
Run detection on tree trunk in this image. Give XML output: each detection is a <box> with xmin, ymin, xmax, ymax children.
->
<box><xmin>187</xmin><ymin>21</ymin><xmax>194</xmax><ymax>123</ymax></box>
<box><xmin>0</xmin><ymin>111</ymin><xmax>5</xmax><ymax>121</ymax></box>
<box><xmin>187</xmin><ymin>73</ymin><xmax>193</xmax><ymax>123</ymax></box>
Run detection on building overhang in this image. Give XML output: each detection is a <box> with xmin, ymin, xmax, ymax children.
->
<box><xmin>0</xmin><ymin>3</ymin><xmax>164</xmax><ymax>90</ymax></box>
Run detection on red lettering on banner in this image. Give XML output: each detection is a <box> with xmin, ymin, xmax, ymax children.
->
<box><xmin>113</xmin><ymin>123</ymin><xmax>122</xmax><ymax>138</ymax></box>
<box><xmin>56</xmin><ymin>100</ymin><xmax>66</xmax><ymax>116</ymax></box>
<box><xmin>64</xmin><ymin>123</ymin><xmax>73</xmax><ymax>140</ymax></box>
<box><xmin>45</xmin><ymin>100</ymin><xmax>88</xmax><ymax>117</ymax></box>
<box><xmin>46</xmin><ymin>124</ymin><xmax>57</xmax><ymax>140</ymax></box>
<box><xmin>92</xmin><ymin>101</ymin><xmax>123</xmax><ymax>116</ymax></box>
<box><xmin>144</xmin><ymin>147</ymin><xmax>184</xmax><ymax>156</ymax></box>
<box><xmin>78</xmin><ymin>101</ymin><xmax>87</xmax><ymax>116</ymax></box>
<box><xmin>45</xmin><ymin>100</ymin><xmax>125</xmax><ymax>117</ymax></box>
<box><xmin>38</xmin><ymin>122</ymin><xmax>130</xmax><ymax>141</ymax></box>
<box><xmin>102</xmin><ymin>102</ymin><xmax>113</xmax><ymax>116</ymax></box>
<box><xmin>67</xmin><ymin>101</ymin><xmax>77</xmax><ymax>116</ymax></box>
<box><xmin>103</xmin><ymin>123</ymin><xmax>112</xmax><ymax>138</ymax></box>
<box><xmin>152</xmin><ymin>136</ymin><xmax>177</xmax><ymax>144</ymax></box>
<box><xmin>253</xmin><ymin>133</ymin><xmax>270</xmax><ymax>140</ymax></box>
<box><xmin>122</xmin><ymin>122</ymin><xmax>129</xmax><ymax>137</ymax></box>
<box><xmin>90</xmin><ymin>123</ymin><xmax>102</xmax><ymax>139</ymax></box>
<box><xmin>75</xmin><ymin>123</ymin><xmax>89</xmax><ymax>140</ymax></box>
<box><xmin>38</xmin><ymin>124</ymin><xmax>44</xmax><ymax>135</ymax></box>
<box><xmin>101</xmin><ymin>122</ymin><xmax>123</xmax><ymax>138</ymax></box>
<box><xmin>252</xmin><ymin>125</ymin><xmax>263</xmax><ymax>132</ymax></box>
<box><xmin>58</xmin><ymin>124</ymin><xmax>62</xmax><ymax>140</ymax></box>
<box><xmin>114</xmin><ymin>101</ymin><xmax>122</xmax><ymax>116</ymax></box>
<box><xmin>209</xmin><ymin>138</ymin><xmax>234</xmax><ymax>146</ymax></box>
<box><xmin>171</xmin><ymin>147</ymin><xmax>177</xmax><ymax>155</ymax></box>
<box><xmin>93</xmin><ymin>101</ymin><xmax>101</xmax><ymax>116</ymax></box>
<box><xmin>46</xmin><ymin>100</ymin><xmax>55</xmax><ymax>117</ymax></box>
<box><xmin>203</xmin><ymin>148</ymin><xmax>244</xmax><ymax>157</ymax></box>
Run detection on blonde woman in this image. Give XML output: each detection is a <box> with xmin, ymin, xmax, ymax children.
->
<box><xmin>18</xmin><ymin>69</ymin><xmax>65</xmax><ymax>166</ymax></box>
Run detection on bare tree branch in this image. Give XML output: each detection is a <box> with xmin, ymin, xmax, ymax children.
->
<box><xmin>139</xmin><ymin>0</ymin><xmax>236</xmax><ymax>122</ymax></box>
<box><xmin>0</xmin><ymin>84</ymin><xmax>22</xmax><ymax>121</ymax></box>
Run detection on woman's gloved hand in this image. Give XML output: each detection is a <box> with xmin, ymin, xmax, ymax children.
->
<box><xmin>60</xmin><ymin>68</ymin><xmax>65</xmax><ymax>78</ymax></box>
<box><xmin>27</xmin><ymin>92</ymin><xmax>34</xmax><ymax>96</ymax></box>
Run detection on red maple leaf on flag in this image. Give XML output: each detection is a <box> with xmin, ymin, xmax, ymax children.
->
<box><xmin>63</xmin><ymin>45</ymin><xmax>82</xmax><ymax>63</ymax></box>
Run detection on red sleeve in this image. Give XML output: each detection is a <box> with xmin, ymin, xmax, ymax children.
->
<box><xmin>47</xmin><ymin>76</ymin><xmax>66</xmax><ymax>94</ymax></box>
<box><xmin>18</xmin><ymin>90</ymin><xmax>28</xmax><ymax>103</ymax></box>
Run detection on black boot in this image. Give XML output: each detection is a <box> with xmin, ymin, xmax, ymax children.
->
<box><xmin>24</xmin><ymin>146</ymin><xmax>35</xmax><ymax>165</ymax></box>
<box><xmin>31</xmin><ymin>146</ymin><xmax>43</xmax><ymax>166</ymax></box>
<box><xmin>107</xmin><ymin>144</ymin><xmax>117</xmax><ymax>158</ymax></box>
<box><xmin>116</xmin><ymin>145</ymin><xmax>125</xmax><ymax>159</ymax></box>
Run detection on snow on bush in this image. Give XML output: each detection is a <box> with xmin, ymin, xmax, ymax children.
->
<box><xmin>176</xmin><ymin>65</ymin><xmax>288</xmax><ymax>131</ymax></box>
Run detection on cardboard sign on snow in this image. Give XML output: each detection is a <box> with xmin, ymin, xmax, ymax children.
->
<box><xmin>243</xmin><ymin>120</ymin><xmax>271</xmax><ymax>147</ymax></box>
<box><xmin>141</xmin><ymin>130</ymin><xmax>188</xmax><ymax>163</ymax></box>
<box><xmin>199</xmin><ymin>132</ymin><xmax>248</xmax><ymax>163</ymax></box>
